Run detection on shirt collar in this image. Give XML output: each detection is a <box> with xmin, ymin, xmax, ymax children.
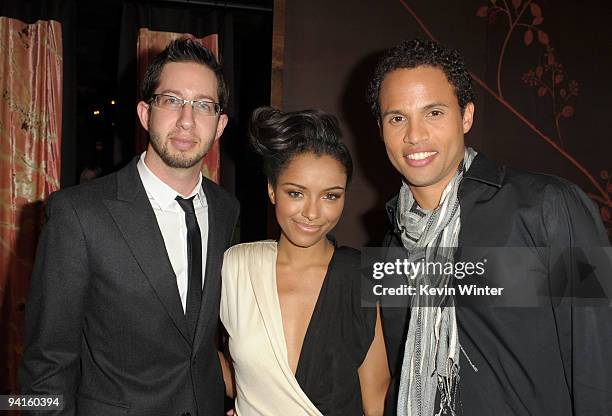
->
<box><xmin>137</xmin><ymin>152</ymin><xmax>205</xmax><ymax>210</ymax></box>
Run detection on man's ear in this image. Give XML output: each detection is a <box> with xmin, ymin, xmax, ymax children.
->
<box><xmin>462</xmin><ymin>102</ymin><xmax>475</xmax><ymax>134</ymax></box>
<box><xmin>267</xmin><ymin>182</ymin><xmax>276</xmax><ymax>205</ymax></box>
<box><xmin>214</xmin><ymin>113</ymin><xmax>229</xmax><ymax>141</ymax></box>
<box><xmin>136</xmin><ymin>101</ymin><xmax>150</xmax><ymax>132</ymax></box>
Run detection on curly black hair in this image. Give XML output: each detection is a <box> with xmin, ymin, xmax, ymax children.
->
<box><xmin>248</xmin><ymin>107</ymin><xmax>353</xmax><ymax>186</ymax></box>
<box><xmin>367</xmin><ymin>39</ymin><xmax>475</xmax><ymax>118</ymax></box>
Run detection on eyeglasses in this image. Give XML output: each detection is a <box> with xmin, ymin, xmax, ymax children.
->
<box><xmin>149</xmin><ymin>93</ymin><xmax>222</xmax><ymax>116</ymax></box>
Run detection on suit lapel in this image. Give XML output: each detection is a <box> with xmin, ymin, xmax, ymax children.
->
<box><xmin>193</xmin><ymin>178</ymin><xmax>228</xmax><ymax>348</ymax></box>
<box><xmin>104</xmin><ymin>160</ymin><xmax>190</xmax><ymax>344</ymax></box>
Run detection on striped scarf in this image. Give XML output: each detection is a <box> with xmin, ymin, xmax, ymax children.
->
<box><xmin>396</xmin><ymin>147</ymin><xmax>477</xmax><ymax>416</ymax></box>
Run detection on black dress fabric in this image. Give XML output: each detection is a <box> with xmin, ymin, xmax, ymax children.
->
<box><xmin>294</xmin><ymin>246</ymin><xmax>377</xmax><ymax>416</ymax></box>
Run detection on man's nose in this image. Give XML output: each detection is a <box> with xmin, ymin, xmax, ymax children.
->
<box><xmin>176</xmin><ymin>103</ymin><xmax>195</xmax><ymax>129</ymax></box>
<box><xmin>403</xmin><ymin>120</ymin><xmax>428</xmax><ymax>144</ymax></box>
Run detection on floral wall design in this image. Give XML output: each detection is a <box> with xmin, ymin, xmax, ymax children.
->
<box><xmin>400</xmin><ymin>0</ymin><xmax>612</xmax><ymax>235</ymax></box>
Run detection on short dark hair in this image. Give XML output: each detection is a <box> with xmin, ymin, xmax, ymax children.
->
<box><xmin>367</xmin><ymin>39</ymin><xmax>475</xmax><ymax>118</ymax></box>
<box><xmin>248</xmin><ymin>107</ymin><xmax>353</xmax><ymax>187</ymax></box>
<box><xmin>141</xmin><ymin>37</ymin><xmax>229</xmax><ymax>111</ymax></box>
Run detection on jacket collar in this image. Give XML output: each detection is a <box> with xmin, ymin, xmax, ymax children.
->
<box><xmin>385</xmin><ymin>152</ymin><xmax>504</xmax><ymax>226</ymax></box>
<box><xmin>462</xmin><ymin>152</ymin><xmax>504</xmax><ymax>188</ymax></box>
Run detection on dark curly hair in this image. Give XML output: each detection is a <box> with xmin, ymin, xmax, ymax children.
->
<box><xmin>248</xmin><ymin>107</ymin><xmax>353</xmax><ymax>187</ymax></box>
<box><xmin>141</xmin><ymin>37</ymin><xmax>229</xmax><ymax>111</ymax></box>
<box><xmin>367</xmin><ymin>39</ymin><xmax>475</xmax><ymax>118</ymax></box>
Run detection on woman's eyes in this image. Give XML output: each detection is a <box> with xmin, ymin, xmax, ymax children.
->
<box><xmin>286</xmin><ymin>191</ymin><xmax>342</xmax><ymax>200</ymax></box>
<box><xmin>323</xmin><ymin>193</ymin><xmax>341</xmax><ymax>200</ymax></box>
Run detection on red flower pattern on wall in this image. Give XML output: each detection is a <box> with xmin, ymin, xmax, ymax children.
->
<box><xmin>477</xmin><ymin>0</ymin><xmax>578</xmax><ymax>148</ymax></box>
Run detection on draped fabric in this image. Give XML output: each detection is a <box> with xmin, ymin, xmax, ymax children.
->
<box><xmin>221</xmin><ymin>241</ymin><xmax>324</xmax><ymax>416</ymax></box>
<box><xmin>135</xmin><ymin>29</ymin><xmax>220</xmax><ymax>183</ymax></box>
<box><xmin>221</xmin><ymin>241</ymin><xmax>376</xmax><ymax>415</ymax></box>
<box><xmin>0</xmin><ymin>17</ymin><xmax>62</xmax><ymax>394</ymax></box>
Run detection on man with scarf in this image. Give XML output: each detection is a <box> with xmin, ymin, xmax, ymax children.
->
<box><xmin>367</xmin><ymin>39</ymin><xmax>612</xmax><ymax>416</ymax></box>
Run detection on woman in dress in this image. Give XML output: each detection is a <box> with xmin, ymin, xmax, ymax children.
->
<box><xmin>220</xmin><ymin>107</ymin><xmax>389</xmax><ymax>415</ymax></box>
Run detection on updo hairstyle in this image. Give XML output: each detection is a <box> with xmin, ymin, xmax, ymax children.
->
<box><xmin>248</xmin><ymin>106</ymin><xmax>353</xmax><ymax>187</ymax></box>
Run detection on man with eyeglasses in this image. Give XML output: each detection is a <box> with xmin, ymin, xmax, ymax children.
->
<box><xmin>20</xmin><ymin>38</ymin><xmax>239</xmax><ymax>416</ymax></box>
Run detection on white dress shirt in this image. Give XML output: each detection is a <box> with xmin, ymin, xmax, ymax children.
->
<box><xmin>137</xmin><ymin>152</ymin><xmax>208</xmax><ymax>313</ymax></box>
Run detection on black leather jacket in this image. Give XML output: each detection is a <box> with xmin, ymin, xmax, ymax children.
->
<box><xmin>381</xmin><ymin>153</ymin><xmax>611</xmax><ymax>415</ymax></box>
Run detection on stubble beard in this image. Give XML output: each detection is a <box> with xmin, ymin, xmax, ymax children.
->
<box><xmin>149</xmin><ymin>132</ymin><xmax>212</xmax><ymax>169</ymax></box>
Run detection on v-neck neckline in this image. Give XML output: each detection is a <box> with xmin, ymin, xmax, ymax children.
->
<box><xmin>272</xmin><ymin>242</ymin><xmax>337</xmax><ymax>378</ymax></box>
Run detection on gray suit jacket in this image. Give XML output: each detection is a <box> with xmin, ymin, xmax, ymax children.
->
<box><xmin>20</xmin><ymin>158</ymin><xmax>239</xmax><ymax>416</ymax></box>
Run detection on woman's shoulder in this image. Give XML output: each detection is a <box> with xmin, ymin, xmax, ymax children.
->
<box><xmin>222</xmin><ymin>241</ymin><xmax>277</xmax><ymax>288</ymax></box>
<box><xmin>224</xmin><ymin>240</ymin><xmax>277</xmax><ymax>259</ymax></box>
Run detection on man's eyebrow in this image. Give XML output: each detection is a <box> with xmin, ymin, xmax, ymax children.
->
<box><xmin>422</xmin><ymin>102</ymin><xmax>449</xmax><ymax>111</ymax></box>
<box><xmin>381</xmin><ymin>109</ymin><xmax>405</xmax><ymax>118</ymax></box>
<box><xmin>193</xmin><ymin>94</ymin><xmax>216</xmax><ymax>101</ymax></box>
<box><xmin>156</xmin><ymin>90</ymin><xmax>216</xmax><ymax>101</ymax></box>
<box><xmin>156</xmin><ymin>89</ymin><xmax>182</xmax><ymax>96</ymax></box>
<box><xmin>381</xmin><ymin>102</ymin><xmax>450</xmax><ymax>118</ymax></box>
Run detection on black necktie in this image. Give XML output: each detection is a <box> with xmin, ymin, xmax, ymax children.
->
<box><xmin>176</xmin><ymin>195</ymin><xmax>203</xmax><ymax>340</ymax></box>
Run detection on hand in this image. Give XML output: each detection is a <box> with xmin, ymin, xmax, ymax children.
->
<box><xmin>226</xmin><ymin>409</ymin><xmax>236</xmax><ymax>416</ymax></box>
